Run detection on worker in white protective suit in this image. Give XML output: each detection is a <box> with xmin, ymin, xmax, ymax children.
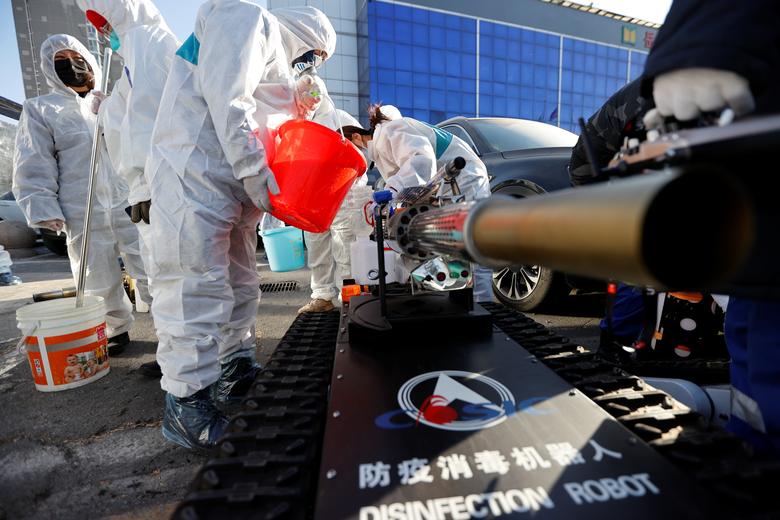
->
<box><xmin>77</xmin><ymin>0</ymin><xmax>181</xmax><ymax>378</ymax></box>
<box><xmin>77</xmin><ymin>0</ymin><xmax>179</xmax><ymax>231</ymax></box>
<box><xmin>298</xmin><ymin>109</ymin><xmax>369</xmax><ymax>313</ymax></box>
<box><xmin>13</xmin><ymin>34</ymin><xmax>147</xmax><ymax>354</ymax></box>
<box><xmin>342</xmin><ymin>104</ymin><xmax>494</xmax><ymax>302</ymax></box>
<box><xmin>146</xmin><ymin>1</ymin><xmax>336</xmax><ymax>450</ymax></box>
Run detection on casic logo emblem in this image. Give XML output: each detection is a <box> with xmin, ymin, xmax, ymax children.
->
<box><xmin>374</xmin><ymin>370</ymin><xmax>553</xmax><ymax>432</ymax></box>
<box><xmin>399</xmin><ymin>371</ymin><xmax>515</xmax><ymax>431</ymax></box>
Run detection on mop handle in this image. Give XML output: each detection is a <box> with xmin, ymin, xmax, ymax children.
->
<box><xmin>75</xmin><ymin>46</ymin><xmax>113</xmax><ymax>308</ymax></box>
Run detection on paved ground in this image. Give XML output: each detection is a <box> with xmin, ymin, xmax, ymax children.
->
<box><xmin>0</xmin><ymin>249</ymin><xmax>602</xmax><ymax>519</ymax></box>
<box><xmin>0</xmin><ymin>249</ymin><xmax>312</xmax><ymax>520</ymax></box>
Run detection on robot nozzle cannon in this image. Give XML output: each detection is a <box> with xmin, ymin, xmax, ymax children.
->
<box><xmin>390</xmin><ymin>169</ymin><xmax>754</xmax><ymax>290</ymax></box>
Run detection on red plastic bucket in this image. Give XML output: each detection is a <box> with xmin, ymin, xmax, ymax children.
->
<box><xmin>269</xmin><ymin>120</ymin><xmax>367</xmax><ymax>233</ymax></box>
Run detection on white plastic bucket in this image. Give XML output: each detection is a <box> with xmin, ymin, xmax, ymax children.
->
<box><xmin>16</xmin><ymin>296</ymin><xmax>110</xmax><ymax>392</ymax></box>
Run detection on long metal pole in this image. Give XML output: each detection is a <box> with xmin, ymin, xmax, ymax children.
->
<box><xmin>402</xmin><ymin>170</ymin><xmax>754</xmax><ymax>290</ymax></box>
<box><xmin>375</xmin><ymin>206</ymin><xmax>388</xmax><ymax>317</ymax></box>
<box><xmin>75</xmin><ymin>46</ymin><xmax>113</xmax><ymax>307</ymax></box>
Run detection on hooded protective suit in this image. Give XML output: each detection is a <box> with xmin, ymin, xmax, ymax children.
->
<box><xmin>13</xmin><ymin>34</ymin><xmax>144</xmax><ymax>336</ymax></box>
<box><xmin>272</xmin><ymin>7</ymin><xmax>336</xmax><ymax>65</ymax></box>
<box><xmin>77</xmin><ymin>0</ymin><xmax>179</xmax><ymax>208</ymax></box>
<box><xmin>371</xmin><ymin>107</ymin><xmax>491</xmax><ymax>199</ymax></box>
<box><xmin>369</xmin><ymin>106</ymin><xmax>494</xmax><ymax>301</ymax></box>
<box><xmin>147</xmin><ymin>1</ymin><xmax>336</xmax><ymax>400</ymax></box>
<box><xmin>77</xmin><ymin>0</ymin><xmax>181</xmax><ymax>301</ymax></box>
<box><xmin>304</xmin><ymin>110</ymin><xmax>369</xmax><ymax>304</ymax></box>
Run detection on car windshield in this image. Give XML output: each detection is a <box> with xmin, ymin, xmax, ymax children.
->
<box><xmin>469</xmin><ymin>118</ymin><xmax>578</xmax><ymax>153</ymax></box>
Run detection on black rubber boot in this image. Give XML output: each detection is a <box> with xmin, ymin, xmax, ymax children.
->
<box><xmin>213</xmin><ymin>356</ymin><xmax>261</xmax><ymax>411</ymax></box>
<box><xmin>107</xmin><ymin>332</ymin><xmax>130</xmax><ymax>356</ymax></box>
<box><xmin>162</xmin><ymin>386</ymin><xmax>228</xmax><ymax>452</ymax></box>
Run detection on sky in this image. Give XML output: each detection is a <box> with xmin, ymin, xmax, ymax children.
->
<box><xmin>568</xmin><ymin>0</ymin><xmax>672</xmax><ymax>25</ymax></box>
<box><xmin>0</xmin><ymin>0</ymin><xmax>671</xmax><ymax>107</ymax></box>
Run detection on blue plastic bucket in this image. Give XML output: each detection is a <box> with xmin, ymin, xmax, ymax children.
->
<box><xmin>261</xmin><ymin>227</ymin><xmax>306</xmax><ymax>272</ymax></box>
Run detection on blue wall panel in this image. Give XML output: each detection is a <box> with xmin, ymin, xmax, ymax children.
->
<box><xmin>367</xmin><ymin>1</ymin><xmax>646</xmax><ymax>131</ymax></box>
<box><xmin>368</xmin><ymin>1</ymin><xmax>477</xmax><ymax>123</ymax></box>
<box><xmin>558</xmin><ymin>37</ymin><xmax>629</xmax><ymax>132</ymax></box>
<box><xmin>478</xmin><ymin>21</ymin><xmax>560</xmax><ymax>123</ymax></box>
<box><xmin>629</xmin><ymin>50</ymin><xmax>647</xmax><ymax>82</ymax></box>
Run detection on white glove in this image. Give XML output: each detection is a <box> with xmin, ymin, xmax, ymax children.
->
<box><xmin>36</xmin><ymin>219</ymin><xmax>65</xmax><ymax>233</ymax></box>
<box><xmin>295</xmin><ymin>74</ymin><xmax>325</xmax><ymax>119</ymax></box>
<box><xmin>243</xmin><ymin>167</ymin><xmax>280</xmax><ymax>213</ymax></box>
<box><xmin>644</xmin><ymin>68</ymin><xmax>755</xmax><ymax>128</ymax></box>
<box><xmin>90</xmin><ymin>90</ymin><xmax>107</xmax><ymax>115</ymax></box>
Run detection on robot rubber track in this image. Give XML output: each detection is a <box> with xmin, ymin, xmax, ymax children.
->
<box><xmin>173</xmin><ymin>307</ymin><xmax>780</xmax><ymax>519</ymax></box>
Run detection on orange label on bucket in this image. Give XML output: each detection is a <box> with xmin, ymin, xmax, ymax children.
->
<box><xmin>27</xmin><ymin>352</ymin><xmax>47</xmax><ymax>386</ymax></box>
<box><xmin>25</xmin><ymin>324</ymin><xmax>109</xmax><ymax>387</ymax></box>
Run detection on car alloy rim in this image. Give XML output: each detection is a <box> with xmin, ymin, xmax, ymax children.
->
<box><xmin>493</xmin><ymin>264</ymin><xmax>541</xmax><ymax>301</ymax></box>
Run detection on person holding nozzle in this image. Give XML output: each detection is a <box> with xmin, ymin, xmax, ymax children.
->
<box><xmin>299</xmin><ymin>109</ymin><xmax>369</xmax><ymax>313</ymax></box>
<box><xmin>76</xmin><ymin>0</ymin><xmax>181</xmax><ymax>377</ymax></box>
<box><xmin>641</xmin><ymin>0</ymin><xmax>780</xmax><ymax>454</ymax></box>
<box><xmin>13</xmin><ymin>34</ymin><xmax>145</xmax><ymax>354</ymax></box>
<box><xmin>341</xmin><ymin>104</ymin><xmax>494</xmax><ymax>302</ymax></box>
<box><xmin>145</xmin><ymin>1</ymin><xmax>335</xmax><ymax>450</ymax></box>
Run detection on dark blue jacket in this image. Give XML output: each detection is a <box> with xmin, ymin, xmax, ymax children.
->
<box><xmin>642</xmin><ymin>0</ymin><xmax>780</xmax><ymax>114</ymax></box>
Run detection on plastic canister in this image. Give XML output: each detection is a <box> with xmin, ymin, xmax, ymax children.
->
<box><xmin>350</xmin><ymin>236</ymin><xmax>399</xmax><ymax>285</ymax></box>
<box><xmin>16</xmin><ymin>296</ymin><xmax>109</xmax><ymax>392</ymax></box>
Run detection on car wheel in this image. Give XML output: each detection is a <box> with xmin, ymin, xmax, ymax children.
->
<box><xmin>490</xmin><ymin>181</ymin><xmax>569</xmax><ymax>312</ymax></box>
<box><xmin>41</xmin><ymin>232</ymin><xmax>68</xmax><ymax>256</ymax></box>
<box><xmin>492</xmin><ymin>264</ymin><xmax>567</xmax><ymax>311</ymax></box>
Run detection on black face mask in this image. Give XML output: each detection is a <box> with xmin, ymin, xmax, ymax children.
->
<box><xmin>54</xmin><ymin>57</ymin><xmax>93</xmax><ymax>88</ymax></box>
<box><xmin>291</xmin><ymin>50</ymin><xmax>323</xmax><ymax>77</ymax></box>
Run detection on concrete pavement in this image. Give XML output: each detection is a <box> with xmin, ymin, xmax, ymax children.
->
<box><xmin>0</xmin><ymin>250</ymin><xmax>312</xmax><ymax>520</ymax></box>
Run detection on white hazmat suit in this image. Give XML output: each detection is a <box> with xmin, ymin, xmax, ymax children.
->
<box><xmin>13</xmin><ymin>34</ymin><xmax>145</xmax><ymax>337</ymax></box>
<box><xmin>369</xmin><ymin>107</ymin><xmax>494</xmax><ymax>301</ymax></box>
<box><xmin>302</xmin><ymin>110</ymin><xmax>369</xmax><ymax>308</ymax></box>
<box><xmin>77</xmin><ymin>0</ymin><xmax>180</xmax><ymax>298</ymax></box>
<box><xmin>147</xmin><ymin>1</ymin><xmax>336</xmax><ymax>401</ymax></box>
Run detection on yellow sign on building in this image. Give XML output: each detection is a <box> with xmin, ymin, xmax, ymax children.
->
<box><xmin>622</xmin><ymin>26</ymin><xmax>637</xmax><ymax>46</ymax></box>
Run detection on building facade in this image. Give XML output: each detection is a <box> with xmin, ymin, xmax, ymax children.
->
<box><xmin>272</xmin><ymin>0</ymin><xmax>658</xmax><ymax>132</ymax></box>
<box><xmin>360</xmin><ymin>0</ymin><xmax>657</xmax><ymax>132</ymax></box>
<box><xmin>15</xmin><ymin>0</ymin><xmax>658</xmax><ymax>132</ymax></box>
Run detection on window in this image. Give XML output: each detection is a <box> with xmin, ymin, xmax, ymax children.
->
<box><xmin>368</xmin><ymin>2</ymin><xmax>477</xmax><ymax>120</ymax></box>
<box><xmin>366</xmin><ymin>1</ymin><xmax>636</xmax><ymax>131</ymax></box>
<box><xmin>469</xmin><ymin>118</ymin><xmax>577</xmax><ymax>153</ymax></box>
<box><xmin>441</xmin><ymin>124</ymin><xmax>479</xmax><ymax>154</ymax></box>
<box><xmin>629</xmin><ymin>51</ymin><xmax>648</xmax><ymax>81</ymax></box>
<box><xmin>559</xmin><ymin>37</ymin><xmax>629</xmax><ymax>132</ymax></box>
<box><xmin>479</xmin><ymin>22</ymin><xmax>560</xmax><ymax>123</ymax></box>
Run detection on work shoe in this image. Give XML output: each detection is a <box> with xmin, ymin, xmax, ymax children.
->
<box><xmin>298</xmin><ymin>298</ymin><xmax>335</xmax><ymax>314</ymax></box>
<box><xmin>162</xmin><ymin>387</ymin><xmax>228</xmax><ymax>452</ymax></box>
<box><xmin>107</xmin><ymin>332</ymin><xmax>130</xmax><ymax>356</ymax></box>
<box><xmin>0</xmin><ymin>272</ymin><xmax>22</xmax><ymax>286</ymax></box>
<box><xmin>213</xmin><ymin>356</ymin><xmax>261</xmax><ymax>411</ymax></box>
<box><xmin>138</xmin><ymin>360</ymin><xmax>162</xmax><ymax>378</ymax></box>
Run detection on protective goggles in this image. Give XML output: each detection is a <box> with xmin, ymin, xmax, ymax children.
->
<box><xmin>292</xmin><ymin>50</ymin><xmax>325</xmax><ymax>76</ymax></box>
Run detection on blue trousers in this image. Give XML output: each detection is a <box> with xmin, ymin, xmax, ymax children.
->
<box><xmin>600</xmin><ymin>284</ymin><xmax>645</xmax><ymax>341</ymax></box>
<box><xmin>725</xmin><ymin>297</ymin><xmax>780</xmax><ymax>455</ymax></box>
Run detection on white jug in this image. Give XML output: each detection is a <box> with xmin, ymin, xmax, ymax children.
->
<box><xmin>350</xmin><ymin>236</ymin><xmax>400</xmax><ymax>285</ymax></box>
